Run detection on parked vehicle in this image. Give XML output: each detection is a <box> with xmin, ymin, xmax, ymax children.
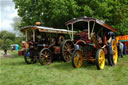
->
<box><xmin>21</xmin><ymin>23</ymin><xmax>76</xmax><ymax>65</ymax></box>
<box><xmin>65</xmin><ymin>17</ymin><xmax>118</xmax><ymax>70</ymax></box>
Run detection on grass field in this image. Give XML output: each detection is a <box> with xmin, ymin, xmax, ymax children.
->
<box><xmin>0</xmin><ymin>51</ymin><xmax>128</xmax><ymax>85</ymax></box>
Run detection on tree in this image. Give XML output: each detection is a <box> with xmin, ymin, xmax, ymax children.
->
<box><xmin>0</xmin><ymin>31</ymin><xmax>15</xmax><ymax>49</ymax></box>
<box><xmin>11</xmin><ymin>16</ymin><xmax>24</xmax><ymax>36</ymax></box>
<box><xmin>11</xmin><ymin>17</ymin><xmax>21</xmax><ymax>31</ymax></box>
<box><xmin>0</xmin><ymin>31</ymin><xmax>15</xmax><ymax>41</ymax></box>
<box><xmin>0</xmin><ymin>39</ymin><xmax>3</xmax><ymax>48</ymax></box>
<box><xmin>0</xmin><ymin>31</ymin><xmax>25</xmax><ymax>49</ymax></box>
<box><xmin>13</xmin><ymin>0</ymin><xmax>128</xmax><ymax>35</ymax></box>
<box><xmin>106</xmin><ymin>0</ymin><xmax>128</xmax><ymax>35</ymax></box>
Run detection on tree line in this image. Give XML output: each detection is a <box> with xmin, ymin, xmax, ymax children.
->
<box><xmin>0</xmin><ymin>31</ymin><xmax>24</xmax><ymax>49</ymax></box>
<box><xmin>13</xmin><ymin>0</ymin><xmax>128</xmax><ymax>35</ymax></box>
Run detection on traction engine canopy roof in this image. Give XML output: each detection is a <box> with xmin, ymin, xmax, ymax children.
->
<box><xmin>65</xmin><ymin>17</ymin><xmax>117</xmax><ymax>33</ymax></box>
<box><xmin>21</xmin><ymin>26</ymin><xmax>77</xmax><ymax>34</ymax></box>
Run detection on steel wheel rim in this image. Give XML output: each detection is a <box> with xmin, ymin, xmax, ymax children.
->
<box><xmin>112</xmin><ymin>40</ymin><xmax>118</xmax><ymax>64</ymax></box>
<box><xmin>40</xmin><ymin>49</ymin><xmax>51</xmax><ymax>65</ymax></box>
<box><xmin>63</xmin><ymin>42</ymin><xmax>74</xmax><ymax>61</ymax></box>
<box><xmin>73</xmin><ymin>51</ymin><xmax>83</xmax><ymax>68</ymax></box>
<box><xmin>98</xmin><ymin>50</ymin><xmax>105</xmax><ymax>69</ymax></box>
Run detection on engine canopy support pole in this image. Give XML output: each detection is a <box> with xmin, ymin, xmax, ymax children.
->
<box><xmin>88</xmin><ymin>21</ymin><xmax>91</xmax><ymax>40</ymax></box>
<box><xmin>33</xmin><ymin>29</ymin><xmax>35</xmax><ymax>42</ymax></box>
<box><xmin>26</xmin><ymin>30</ymin><xmax>27</xmax><ymax>41</ymax></box>
<box><xmin>67</xmin><ymin>26</ymin><xmax>72</xmax><ymax>39</ymax></box>
<box><xmin>71</xmin><ymin>24</ymin><xmax>74</xmax><ymax>41</ymax></box>
<box><xmin>92</xmin><ymin>22</ymin><xmax>95</xmax><ymax>33</ymax></box>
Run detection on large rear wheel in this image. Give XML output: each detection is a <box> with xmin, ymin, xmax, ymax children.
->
<box><xmin>24</xmin><ymin>48</ymin><xmax>37</xmax><ymax>64</ymax></box>
<box><xmin>39</xmin><ymin>48</ymin><xmax>52</xmax><ymax>65</ymax></box>
<box><xmin>61</xmin><ymin>40</ymin><xmax>74</xmax><ymax>62</ymax></box>
<box><xmin>96</xmin><ymin>49</ymin><xmax>105</xmax><ymax>70</ymax></box>
<box><xmin>72</xmin><ymin>50</ymin><xmax>83</xmax><ymax>68</ymax></box>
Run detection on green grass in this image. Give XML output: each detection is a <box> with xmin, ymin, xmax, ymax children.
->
<box><xmin>0</xmin><ymin>51</ymin><xmax>128</xmax><ymax>85</ymax></box>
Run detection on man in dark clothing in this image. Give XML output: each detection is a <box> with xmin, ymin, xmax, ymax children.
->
<box><xmin>107</xmin><ymin>31</ymin><xmax>115</xmax><ymax>66</ymax></box>
<box><xmin>4</xmin><ymin>49</ymin><xmax>7</xmax><ymax>55</ymax></box>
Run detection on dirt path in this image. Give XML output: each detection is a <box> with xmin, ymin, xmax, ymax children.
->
<box><xmin>0</xmin><ymin>51</ymin><xmax>4</xmax><ymax>58</ymax></box>
<box><xmin>0</xmin><ymin>50</ymin><xmax>13</xmax><ymax>58</ymax></box>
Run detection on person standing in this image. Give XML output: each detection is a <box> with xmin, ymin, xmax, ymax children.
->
<box><xmin>123</xmin><ymin>43</ymin><xmax>127</xmax><ymax>55</ymax></box>
<box><xmin>106</xmin><ymin>31</ymin><xmax>115</xmax><ymax>66</ymax></box>
<box><xmin>4</xmin><ymin>48</ymin><xmax>7</xmax><ymax>55</ymax></box>
<box><xmin>119</xmin><ymin>41</ymin><xmax>124</xmax><ymax>57</ymax></box>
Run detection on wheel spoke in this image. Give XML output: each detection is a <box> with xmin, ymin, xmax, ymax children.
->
<box><xmin>47</xmin><ymin>52</ymin><xmax>50</xmax><ymax>57</ymax></box>
<box><xmin>44</xmin><ymin>50</ymin><xmax>47</xmax><ymax>55</ymax></box>
<box><xmin>64</xmin><ymin>46</ymin><xmax>68</xmax><ymax>49</ymax></box>
<box><xmin>41</xmin><ymin>53</ymin><xmax>45</xmax><ymax>57</ymax></box>
<box><xmin>67</xmin><ymin>43</ymin><xmax>72</xmax><ymax>48</ymax></box>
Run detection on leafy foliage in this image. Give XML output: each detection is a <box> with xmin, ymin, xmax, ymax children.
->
<box><xmin>13</xmin><ymin>0</ymin><xmax>128</xmax><ymax>35</ymax></box>
<box><xmin>0</xmin><ymin>31</ymin><xmax>15</xmax><ymax>49</ymax></box>
<box><xmin>0</xmin><ymin>31</ymin><xmax>24</xmax><ymax>49</ymax></box>
<box><xmin>11</xmin><ymin>17</ymin><xmax>21</xmax><ymax>32</ymax></box>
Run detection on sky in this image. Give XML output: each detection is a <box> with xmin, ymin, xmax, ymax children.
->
<box><xmin>0</xmin><ymin>0</ymin><xmax>19</xmax><ymax>32</ymax></box>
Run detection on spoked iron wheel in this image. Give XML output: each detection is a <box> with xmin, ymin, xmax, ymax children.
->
<box><xmin>61</xmin><ymin>40</ymin><xmax>74</xmax><ymax>62</ymax></box>
<box><xmin>39</xmin><ymin>48</ymin><xmax>52</xmax><ymax>65</ymax></box>
<box><xmin>72</xmin><ymin>50</ymin><xmax>83</xmax><ymax>68</ymax></box>
<box><xmin>112</xmin><ymin>39</ymin><xmax>118</xmax><ymax>64</ymax></box>
<box><xmin>24</xmin><ymin>48</ymin><xmax>37</xmax><ymax>64</ymax></box>
<box><xmin>96</xmin><ymin>49</ymin><xmax>105</xmax><ymax>70</ymax></box>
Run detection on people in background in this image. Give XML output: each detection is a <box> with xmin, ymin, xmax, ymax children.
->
<box><xmin>123</xmin><ymin>43</ymin><xmax>127</xmax><ymax>55</ymax></box>
<box><xmin>119</xmin><ymin>41</ymin><xmax>124</xmax><ymax>57</ymax></box>
<box><xmin>125</xmin><ymin>43</ymin><xmax>127</xmax><ymax>55</ymax></box>
<box><xmin>4</xmin><ymin>48</ymin><xmax>7</xmax><ymax>55</ymax></box>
